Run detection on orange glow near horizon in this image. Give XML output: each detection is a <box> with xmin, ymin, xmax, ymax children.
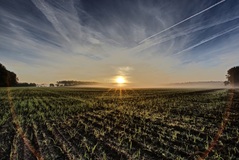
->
<box><xmin>115</xmin><ymin>76</ymin><xmax>126</xmax><ymax>84</ymax></box>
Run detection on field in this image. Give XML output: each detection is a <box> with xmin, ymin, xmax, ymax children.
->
<box><xmin>0</xmin><ymin>87</ymin><xmax>238</xmax><ymax>160</ymax></box>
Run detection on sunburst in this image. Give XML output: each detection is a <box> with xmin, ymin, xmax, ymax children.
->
<box><xmin>115</xmin><ymin>76</ymin><xmax>126</xmax><ymax>84</ymax></box>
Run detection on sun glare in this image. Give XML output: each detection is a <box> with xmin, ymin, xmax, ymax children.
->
<box><xmin>116</xmin><ymin>76</ymin><xmax>126</xmax><ymax>84</ymax></box>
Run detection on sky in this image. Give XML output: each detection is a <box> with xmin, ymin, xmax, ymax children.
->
<box><xmin>1</xmin><ymin>0</ymin><xmax>239</xmax><ymax>87</ymax></box>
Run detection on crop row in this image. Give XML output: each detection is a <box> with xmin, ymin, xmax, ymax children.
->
<box><xmin>0</xmin><ymin>88</ymin><xmax>238</xmax><ymax>159</ymax></box>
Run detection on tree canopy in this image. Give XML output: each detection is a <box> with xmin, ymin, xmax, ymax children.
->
<box><xmin>0</xmin><ymin>63</ymin><xmax>18</xmax><ymax>87</ymax></box>
<box><xmin>226</xmin><ymin>66</ymin><xmax>239</xmax><ymax>87</ymax></box>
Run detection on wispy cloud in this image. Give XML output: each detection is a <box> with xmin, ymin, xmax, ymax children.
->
<box><xmin>117</xmin><ymin>66</ymin><xmax>133</xmax><ymax>76</ymax></box>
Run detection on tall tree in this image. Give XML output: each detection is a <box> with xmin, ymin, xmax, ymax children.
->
<box><xmin>0</xmin><ymin>63</ymin><xmax>18</xmax><ymax>87</ymax></box>
<box><xmin>226</xmin><ymin>66</ymin><xmax>239</xmax><ymax>86</ymax></box>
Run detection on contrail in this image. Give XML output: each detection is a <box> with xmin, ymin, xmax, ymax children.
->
<box><xmin>134</xmin><ymin>14</ymin><xmax>239</xmax><ymax>52</ymax></box>
<box><xmin>139</xmin><ymin>0</ymin><xmax>226</xmax><ymax>44</ymax></box>
<box><xmin>175</xmin><ymin>25</ymin><xmax>239</xmax><ymax>55</ymax></box>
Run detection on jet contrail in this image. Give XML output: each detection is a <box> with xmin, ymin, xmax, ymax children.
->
<box><xmin>139</xmin><ymin>0</ymin><xmax>226</xmax><ymax>44</ymax></box>
<box><xmin>175</xmin><ymin>25</ymin><xmax>239</xmax><ymax>55</ymax></box>
<box><xmin>134</xmin><ymin>14</ymin><xmax>239</xmax><ymax>52</ymax></box>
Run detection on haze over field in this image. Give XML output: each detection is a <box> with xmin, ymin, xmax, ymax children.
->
<box><xmin>1</xmin><ymin>0</ymin><xmax>239</xmax><ymax>87</ymax></box>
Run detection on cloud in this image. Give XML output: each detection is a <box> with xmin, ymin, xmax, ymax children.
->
<box><xmin>0</xmin><ymin>0</ymin><xmax>239</xmax><ymax>85</ymax></box>
<box><xmin>117</xmin><ymin>66</ymin><xmax>133</xmax><ymax>76</ymax></box>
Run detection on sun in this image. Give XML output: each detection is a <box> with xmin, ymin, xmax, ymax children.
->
<box><xmin>115</xmin><ymin>76</ymin><xmax>126</xmax><ymax>84</ymax></box>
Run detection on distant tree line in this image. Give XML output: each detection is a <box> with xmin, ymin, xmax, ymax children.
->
<box><xmin>17</xmin><ymin>82</ymin><xmax>37</xmax><ymax>87</ymax></box>
<box><xmin>57</xmin><ymin>80</ymin><xmax>98</xmax><ymax>86</ymax></box>
<box><xmin>0</xmin><ymin>63</ymin><xmax>18</xmax><ymax>87</ymax></box>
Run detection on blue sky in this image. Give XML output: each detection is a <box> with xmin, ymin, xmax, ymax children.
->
<box><xmin>1</xmin><ymin>0</ymin><xmax>239</xmax><ymax>86</ymax></box>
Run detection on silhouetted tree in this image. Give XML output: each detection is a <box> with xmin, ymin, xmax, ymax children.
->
<box><xmin>224</xmin><ymin>81</ymin><xmax>229</xmax><ymax>86</ymax></box>
<box><xmin>226</xmin><ymin>66</ymin><xmax>239</xmax><ymax>86</ymax></box>
<box><xmin>0</xmin><ymin>63</ymin><xmax>18</xmax><ymax>87</ymax></box>
<box><xmin>50</xmin><ymin>83</ymin><xmax>55</xmax><ymax>87</ymax></box>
